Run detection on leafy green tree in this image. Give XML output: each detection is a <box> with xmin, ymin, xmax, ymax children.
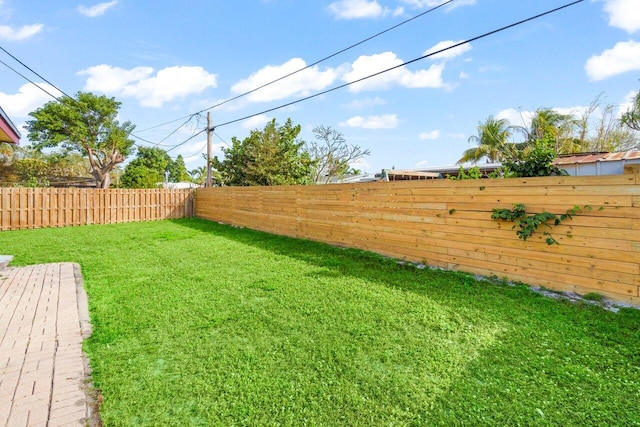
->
<box><xmin>212</xmin><ymin>118</ymin><xmax>314</xmax><ymax>186</ymax></box>
<box><xmin>26</xmin><ymin>92</ymin><xmax>135</xmax><ymax>188</ymax></box>
<box><xmin>458</xmin><ymin>116</ymin><xmax>515</xmax><ymax>164</ymax></box>
<box><xmin>503</xmin><ymin>138</ymin><xmax>567</xmax><ymax>177</ymax></box>
<box><xmin>121</xmin><ymin>146</ymin><xmax>171</xmax><ymax>188</ymax></box>
<box><xmin>0</xmin><ymin>146</ymin><xmax>93</xmax><ymax>187</ymax></box>
<box><xmin>168</xmin><ymin>154</ymin><xmax>190</xmax><ymax>182</ymax></box>
<box><xmin>120</xmin><ymin>164</ymin><xmax>161</xmax><ymax>188</ymax></box>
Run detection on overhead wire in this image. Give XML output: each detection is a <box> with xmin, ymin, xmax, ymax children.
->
<box><xmin>0</xmin><ymin>45</ymin><xmax>75</xmax><ymax>101</ymax></box>
<box><xmin>191</xmin><ymin>0</ymin><xmax>455</xmax><ymax>115</ymax></box>
<box><xmin>0</xmin><ymin>0</ymin><xmax>454</xmax><ymax>148</ymax></box>
<box><xmin>213</xmin><ymin>0</ymin><xmax>585</xmax><ymax>129</ymax></box>
<box><xmin>0</xmin><ymin>58</ymin><xmax>62</xmax><ymax>101</ymax></box>
<box><xmin>0</xmin><ymin>44</ymin><xmax>207</xmax><ymax>153</ymax></box>
<box><xmin>0</xmin><ymin>0</ymin><xmax>583</xmax><ymax>153</ymax></box>
<box><xmin>165</xmin><ymin>128</ymin><xmax>207</xmax><ymax>153</ymax></box>
<box><xmin>134</xmin><ymin>0</ymin><xmax>454</xmax><ymax>134</ymax></box>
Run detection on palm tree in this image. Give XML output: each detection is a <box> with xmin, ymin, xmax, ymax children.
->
<box><xmin>458</xmin><ymin>116</ymin><xmax>514</xmax><ymax>164</ymax></box>
<box><xmin>189</xmin><ymin>166</ymin><xmax>207</xmax><ymax>185</ymax></box>
<box><xmin>524</xmin><ymin>108</ymin><xmax>581</xmax><ymax>154</ymax></box>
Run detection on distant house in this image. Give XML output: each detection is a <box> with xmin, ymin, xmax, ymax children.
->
<box><xmin>162</xmin><ymin>181</ymin><xmax>201</xmax><ymax>189</ymax></box>
<box><xmin>0</xmin><ymin>106</ymin><xmax>21</xmax><ymax>145</ymax></box>
<box><xmin>552</xmin><ymin>150</ymin><xmax>640</xmax><ymax>176</ymax></box>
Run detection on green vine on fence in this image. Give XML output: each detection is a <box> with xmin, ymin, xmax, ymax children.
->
<box><xmin>491</xmin><ymin>204</ymin><xmax>591</xmax><ymax>245</ymax></box>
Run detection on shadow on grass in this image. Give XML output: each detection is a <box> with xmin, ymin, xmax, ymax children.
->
<box><xmin>170</xmin><ymin>217</ymin><xmax>640</xmax><ymax>425</ymax></box>
<box><xmin>168</xmin><ymin>218</ymin><xmax>625</xmax><ymax>316</ymax></box>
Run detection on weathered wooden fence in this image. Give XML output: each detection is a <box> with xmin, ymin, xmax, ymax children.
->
<box><xmin>0</xmin><ymin>188</ymin><xmax>194</xmax><ymax>231</ymax></box>
<box><xmin>196</xmin><ymin>166</ymin><xmax>640</xmax><ymax>305</ymax></box>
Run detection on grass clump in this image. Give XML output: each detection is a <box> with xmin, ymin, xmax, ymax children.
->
<box><xmin>1</xmin><ymin>218</ymin><xmax>638</xmax><ymax>426</ymax></box>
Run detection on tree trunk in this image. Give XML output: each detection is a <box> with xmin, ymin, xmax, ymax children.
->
<box><xmin>100</xmin><ymin>173</ymin><xmax>111</xmax><ymax>188</ymax></box>
<box><xmin>91</xmin><ymin>169</ymin><xmax>110</xmax><ymax>188</ymax></box>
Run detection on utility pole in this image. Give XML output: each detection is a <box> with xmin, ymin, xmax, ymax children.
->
<box><xmin>206</xmin><ymin>112</ymin><xmax>212</xmax><ymax>187</ymax></box>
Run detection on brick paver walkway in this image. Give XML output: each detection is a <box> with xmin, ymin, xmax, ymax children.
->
<box><xmin>0</xmin><ymin>263</ymin><xmax>95</xmax><ymax>427</ymax></box>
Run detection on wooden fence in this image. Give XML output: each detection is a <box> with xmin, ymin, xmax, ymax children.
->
<box><xmin>0</xmin><ymin>188</ymin><xmax>194</xmax><ymax>231</ymax></box>
<box><xmin>196</xmin><ymin>166</ymin><xmax>640</xmax><ymax>305</ymax></box>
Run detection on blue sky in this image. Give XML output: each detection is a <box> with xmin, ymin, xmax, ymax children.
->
<box><xmin>1</xmin><ymin>0</ymin><xmax>639</xmax><ymax>173</ymax></box>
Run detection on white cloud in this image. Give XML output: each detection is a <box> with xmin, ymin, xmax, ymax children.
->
<box><xmin>342</xmin><ymin>97</ymin><xmax>387</xmax><ymax>109</ymax></box>
<box><xmin>77</xmin><ymin>0</ymin><xmax>119</xmax><ymax>17</ymax></box>
<box><xmin>328</xmin><ymin>0</ymin><xmax>384</xmax><ymax>19</ymax></box>
<box><xmin>496</xmin><ymin>106</ymin><xmax>592</xmax><ymax>129</ymax></box>
<box><xmin>585</xmin><ymin>40</ymin><xmax>640</xmax><ymax>81</ymax></box>
<box><xmin>0</xmin><ymin>23</ymin><xmax>43</xmax><ymax>41</ymax></box>
<box><xmin>349</xmin><ymin>157</ymin><xmax>372</xmax><ymax>173</ymax></box>
<box><xmin>419</xmin><ymin>130</ymin><xmax>440</xmax><ymax>140</ymax></box>
<box><xmin>0</xmin><ymin>83</ymin><xmax>62</xmax><ymax>118</ymax></box>
<box><xmin>496</xmin><ymin>108</ymin><xmax>534</xmax><ymax>128</ymax></box>
<box><xmin>553</xmin><ymin>105</ymin><xmax>591</xmax><ymax>118</ymax></box>
<box><xmin>392</xmin><ymin>7</ymin><xmax>405</xmax><ymax>16</ymax></box>
<box><xmin>79</xmin><ymin>64</ymin><xmax>153</xmax><ymax>93</ymax></box>
<box><xmin>602</xmin><ymin>0</ymin><xmax>640</xmax><ymax>33</ymax></box>
<box><xmin>343</xmin><ymin>51</ymin><xmax>446</xmax><ymax>92</ymax></box>
<box><xmin>241</xmin><ymin>114</ymin><xmax>271</xmax><ymax>130</ymax></box>
<box><xmin>424</xmin><ymin>40</ymin><xmax>472</xmax><ymax>60</ymax></box>
<box><xmin>231</xmin><ymin>58</ymin><xmax>339</xmax><ymax>103</ymax></box>
<box><xmin>415</xmin><ymin>159</ymin><xmax>430</xmax><ymax>167</ymax></box>
<box><xmin>401</xmin><ymin>0</ymin><xmax>476</xmax><ymax>11</ymax></box>
<box><xmin>340</xmin><ymin>114</ymin><xmax>399</xmax><ymax>129</ymax></box>
<box><xmin>79</xmin><ymin>64</ymin><xmax>217</xmax><ymax>107</ymax></box>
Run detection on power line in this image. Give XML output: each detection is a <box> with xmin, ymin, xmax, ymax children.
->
<box><xmin>0</xmin><ymin>58</ymin><xmax>62</xmax><ymax>101</ymax></box>
<box><xmin>0</xmin><ymin>47</ymin><xmax>201</xmax><ymax>151</ymax></box>
<box><xmin>193</xmin><ymin>0</ymin><xmax>454</xmax><ymax>114</ymax></box>
<box><xmin>0</xmin><ymin>45</ymin><xmax>75</xmax><ymax>101</ymax></box>
<box><xmin>214</xmin><ymin>0</ymin><xmax>585</xmax><ymax>129</ymax></box>
<box><xmin>213</xmin><ymin>131</ymin><xmax>231</xmax><ymax>148</ymax></box>
<box><xmin>166</xmin><ymin>128</ymin><xmax>207</xmax><ymax>153</ymax></box>
<box><xmin>0</xmin><ymin>0</ymin><xmax>451</xmax><ymax>148</ymax></box>
<box><xmin>135</xmin><ymin>0</ymin><xmax>454</xmax><ymax>133</ymax></box>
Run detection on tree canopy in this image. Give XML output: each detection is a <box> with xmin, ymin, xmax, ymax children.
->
<box><xmin>0</xmin><ymin>146</ymin><xmax>92</xmax><ymax>187</ymax></box>
<box><xmin>120</xmin><ymin>147</ymin><xmax>190</xmax><ymax>188</ymax></box>
<box><xmin>168</xmin><ymin>155</ymin><xmax>189</xmax><ymax>182</ymax></box>
<box><xmin>211</xmin><ymin>118</ymin><xmax>314</xmax><ymax>186</ymax></box>
<box><xmin>121</xmin><ymin>146</ymin><xmax>171</xmax><ymax>188</ymax></box>
<box><xmin>459</xmin><ymin>95</ymin><xmax>640</xmax><ymax>170</ymax></box>
<box><xmin>26</xmin><ymin>91</ymin><xmax>135</xmax><ymax>188</ymax></box>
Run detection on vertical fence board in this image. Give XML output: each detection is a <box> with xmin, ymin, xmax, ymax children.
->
<box><xmin>0</xmin><ymin>188</ymin><xmax>193</xmax><ymax>231</ymax></box>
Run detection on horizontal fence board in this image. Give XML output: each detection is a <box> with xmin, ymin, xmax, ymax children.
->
<box><xmin>196</xmin><ymin>169</ymin><xmax>640</xmax><ymax>305</ymax></box>
<box><xmin>0</xmin><ymin>188</ymin><xmax>194</xmax><ymax>231</ymax></box>
<box><xmin>441</xmin><ymin>254</ymin><xmax>638</xmax><ymax>298</ymax></box>
<box><xmin>444</xmin><ymin>238</ymin><xmax>639</xmax><ymax>276</ymax></box>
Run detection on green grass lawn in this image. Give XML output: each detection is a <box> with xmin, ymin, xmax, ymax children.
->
<box><xmin>1</xmin><ymin>218</ymin><xmax>639</xmax><ymax>426</ymax></box>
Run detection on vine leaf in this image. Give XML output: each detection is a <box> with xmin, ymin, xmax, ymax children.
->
<box><xmin>491</xmin><ymin>204</ymin><xmax>589</xmax><ymax>245</ymax></box>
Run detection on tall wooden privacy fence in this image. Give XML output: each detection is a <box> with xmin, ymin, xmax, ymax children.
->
<box><xmin>0</xmin><ymin>188</ymin><xmax>194</xmax><ymax>230</ymax></box>
<box><xmin>197</xmin><ymin>166</ymin><xmax>640</xmax><ymax>305</ymax></box>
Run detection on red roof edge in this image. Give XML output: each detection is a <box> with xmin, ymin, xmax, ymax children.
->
<box><xmin>0</xmin><ymin>106</ymin><xmax>21</xmax><ymax>144</ymax></box>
